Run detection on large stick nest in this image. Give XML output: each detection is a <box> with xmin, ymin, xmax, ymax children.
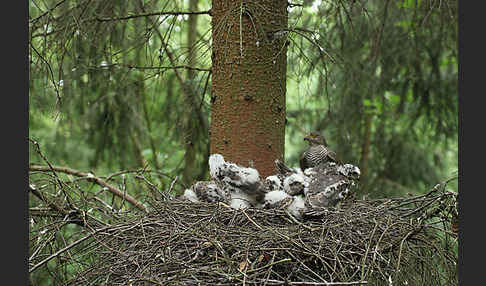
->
<box><xmin>65</xmin><ymin>186</ymin><xmax>457</xmax><ymax>285</ymax></box>
<box><xmin>28</xmin><ymin>148</ymin><xmax>458</xmax><ymax>285</ymax></box>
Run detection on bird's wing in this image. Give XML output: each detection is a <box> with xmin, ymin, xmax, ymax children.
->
<box><xmin>275</xmin><ymin>159</ymin><xmax>294</xmax><ymax>176</ymax></box>
<box><xmin>326</xmin><ymin>148</ymin><xmax>342</xmax><ymax>164</ymax></box>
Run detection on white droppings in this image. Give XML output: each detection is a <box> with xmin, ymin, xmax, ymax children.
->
<box><xmin>183</xmin><ymin>189</ymin><xmax>199</xmax><ymax>202</ymax></box>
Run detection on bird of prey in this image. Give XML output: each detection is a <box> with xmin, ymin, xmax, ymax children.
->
<box><xmin>208</xmin><ymin>154</ymin><xmax>266</xmax><ymax>207</ymax></box>
<box><xmin>283</xmin><ymin>173</ymin><xmax>309</xmax><ymax>196</ymax></box>
<box><xmin>262</xmin><ymin>190</ymin><xmax>293</xmax><ymax>209</ymax></box>
<box><xmin>274</xmin><ymin>159</ymin><xmax>309</xmax><ymax>196</ymax></box>
<box><xmin>337</xmin><ymin>164</ymin><xmax>361</xmax><ymax>182</ymax></box>
<box><xmin>192</xmin><ymin>181</ymin><xmax>227</xmax><ymax>203</ymax></box>
<box><xmin>275</xmin><ymin>159</ymin><xmax>295</xmax><ymax>177</ymax></box>
<box><xmin>262</xmin><ymin>175</ymin><xmax>283</xmax><ymax>192</ymax></box>
<box><xmin>299</xmin><ymin>131</ymin><xmax>340</xmax><ymax>172</ymax></box>
<box><xmin>303</xmin><ymin>161</ymin><xmax>355</xmax><ymax>210</ymax></box>
<box><xmin>262</xmin><ymin>191</ymin><xmax>307</xmax><ymax>220</ymax></box>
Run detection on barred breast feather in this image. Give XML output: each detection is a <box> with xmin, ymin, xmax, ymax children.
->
<box><xmin>301</xmin><ymin>145</ymin><xmax>337</xmax><ymax>171</ymax></box>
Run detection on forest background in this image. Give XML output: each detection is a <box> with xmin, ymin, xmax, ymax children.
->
<box><xmin>28</xmin><ymin>0</ymin><xmax>458</xmax><ymax>284</ymax></box>
<box><xmin>29</xmin><ymin>0</ymin><xmax>458</xmax><ymax>198</ymax></box>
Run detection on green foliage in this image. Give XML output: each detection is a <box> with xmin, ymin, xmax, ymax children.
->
<box><xmin>29</xmin><ymin>0</ymin><xmax>457</xmax><ymax>284</ymax></box>
<box><xmin>29</xmin><ymin>0</ymin><xmax>457</xmax><ymax>197</ymax></box>
<box><xmin>284</xmin><ymin>0</ymin><xmax>457</xmax><ymax>197</ymax></box>
<box><xmin>398</xmin><ymin>0</ymin><xmax>422</xmax><ymax>9</ymax></box>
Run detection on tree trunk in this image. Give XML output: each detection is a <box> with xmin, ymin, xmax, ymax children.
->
<box><xmin>182</xmin><ymin>0</ymin><xmax>201</xmax><ymax>186</ymax></box>
<box><xmin>210</xmin><ymin>0</ymin><xmax>288</xmax><ymax>178</ymax></box>
<box><xmin>359</xmin><ymin>114</ymin><xmax>372</xmax><ymax>194</ymax></box>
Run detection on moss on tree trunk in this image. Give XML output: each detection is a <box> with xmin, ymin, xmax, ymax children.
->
<box><xmin>210</xmin><ymin>0</ymin><xmax>288</xmax><ymax>178</ymax></box>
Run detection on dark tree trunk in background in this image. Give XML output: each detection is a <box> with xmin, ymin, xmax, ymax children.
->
<box><xmin>359</xmin><ymin>114</ymin><xmax>372</xmax><ymax>194</ymax></box>
<box><xmin>210</xmin><ymin>0</ymin><xmax>288</xmax><ymax>178</ymax></box>
<box><xmin>182</xmin><ymin>0</ymin><xmax>200</xmax><ymax>186</ymax></box>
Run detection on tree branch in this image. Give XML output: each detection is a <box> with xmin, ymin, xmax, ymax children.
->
<box><xmin>29</xmin><ymin>0</ymin><xmax>69</xmax><ymax>24</ymax></box>
<box><xmin>89</xmin><ymin>63</ymin><xmax>210</xmax><ymax>72</ymax></box>
<box><xmin>29</xmin><ymin>225</ymin><xmax>112</xmax><ymax>273</ymax></box>
<box><xmin>95</xmin><ymin>9</ymin><xmax>212</xmax><ymax>22</ymax></box>
<box><xmin>29</xmin><ymin>164</ymin><xmax>148</xmax><ymax>213</ymax></box>
<box><xmin>260</xmin><ymin>279</ymin><xmax>368</xmax><ymax>285</ymax></box>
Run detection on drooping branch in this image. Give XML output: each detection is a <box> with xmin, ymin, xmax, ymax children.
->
<box><xmin>95</xmin><ymin>9</ymin><xmax>212</xmax><ymax>22</ymax></box>
<box><xmin>30</xmin><ymin>7</ymin><xmax>211</xmax><ymax>25</ymax></box>
<box><xmin>30</xmin><ymin>6</ymin><xmax>211</xmax><ymax>39</ymax></box>
<box><xmin>28</xmin><ymin>0</ymin><xmax>70</xmax><ymax>24</ymax></box>
<box><xmin>28</xmin><ymin>184</ymin><xmax>87</xmax><ymax>226</ymax></box>
<box><xmin>29</xmin><ymin>164</ymin><xmax>148</xmax><ymax>213</ymax></box>
<box><xmin>111</xmin><ymin>64</ymin><xmax>211</xmax><ymax>72</ymax></box>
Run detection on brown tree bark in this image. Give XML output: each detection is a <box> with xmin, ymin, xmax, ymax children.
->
<box><xmin>210</xmin><ymin>0</ymin><xmax>288</xmax><ymax>178</ymax></box>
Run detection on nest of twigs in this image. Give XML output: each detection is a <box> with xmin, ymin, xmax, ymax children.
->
<box><xmin>63</xmin><ymin>186</ymin><xmax>457</xmax><ymax>286</ymax></box>
<box><xmin>28</xmin><ymin>140</ymin><xmax>458</xmax><ymax>285</ymax></box>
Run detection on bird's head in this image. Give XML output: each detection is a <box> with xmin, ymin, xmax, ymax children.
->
<box><xmin>304</xmin><ymin>131</ymin><xmax>328</xmax><ymax>146</ymax></box>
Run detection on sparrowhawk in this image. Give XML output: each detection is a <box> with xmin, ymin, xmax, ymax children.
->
<box><xmin>299</xmin><ymin>131</ymin><xmax>340</xmax><ymax>172</ymax></box>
